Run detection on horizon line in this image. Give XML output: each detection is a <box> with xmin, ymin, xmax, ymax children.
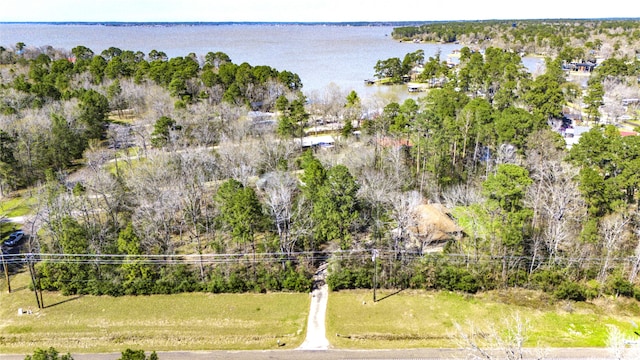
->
<box><xmin>1</xmin><ymin>17</ymin><xmax>638</xmax><ymax>25</ymax></box>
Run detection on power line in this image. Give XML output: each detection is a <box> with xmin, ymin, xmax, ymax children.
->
<box><xmin>0</xmin><ymin>250</ymin><xmax>635</xmax><ymax>266</ymax></box>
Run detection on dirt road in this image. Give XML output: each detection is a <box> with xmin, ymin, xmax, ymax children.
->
<box><xmin>297</xmin><ymin>283</ymin><xmax>330</xmax><ymax>350</ymax></box>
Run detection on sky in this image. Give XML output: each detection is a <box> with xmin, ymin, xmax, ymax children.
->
<box><xmin>0</xmin><ymin>0</ymin><xmax>636</xmax><ymax>23</ymax></box>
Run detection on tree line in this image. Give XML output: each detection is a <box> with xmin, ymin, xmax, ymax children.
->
<box><xmin>1</xmin><ymin>36</ymin><xmax>640</xmax><ymax>300</ymax></box>
<box><xmin>391</xmin><ymin>19</ymin><xmax>640</xmax><ymax>60</ymax></box>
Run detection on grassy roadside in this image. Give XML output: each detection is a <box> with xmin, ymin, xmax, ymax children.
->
<box><xmin>0</xmin><ymin>190</ymin><xmax>36</xmax><ymax>219</ymax></box>
<box><xmin>1</xmin><ymin>190</ymin><xmax>35</xmax><ymax>244</ymax></box>
<box><xmin>327</xmin><ymin>288</ymin><xmax>640</xmax><ymax>349</ymax></box>
<box><xmin>0</xmin><ymin>272</ymin><xmax>310</xmax><ymax>354</ymax></box>
<box><xmin>3</xmin><ymin>271</ymin><xmax>640</xmax><ymax>354</ymax></box>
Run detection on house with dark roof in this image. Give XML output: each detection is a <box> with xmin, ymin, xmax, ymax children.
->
<box><xmin>563</xmin><ymin>61</ymin><xmax>597</xmax><ymax>73</ymax></box>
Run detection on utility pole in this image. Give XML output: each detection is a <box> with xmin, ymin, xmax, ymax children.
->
<box><xmin>1</xmin><ymin>249</ymin><xmax>10</xmax><ymax>293</ymax></box>
<box><xmin>35</xmin><ymin>259</ymin><xmax>44</xmax><ymax>308</ymax></box>
<box><xmin>372</xmin><ymin>249</ymin><xmax>378</xmax><ymax>302</ymax></box>
<box><xmin>26</xmin><ymin>253</ymin><xmax>42</xmax><ymax>309</ymax></box>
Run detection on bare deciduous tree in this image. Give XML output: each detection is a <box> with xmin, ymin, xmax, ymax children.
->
<box><xmin>455</xmin><ymin>313</ymin><xmax>543</xmax><ymax>360</ymax></box>
<box><xmin>174</xmin><ymin>149</ymin><xmax>218</xmax><ymax>279</ymax></box>
<box><xmin>178</xmin><ymin>102</ymin><xmax>224</xmax><ymax>147</ymax></box>
<box><xmin>306</xmin><ymin>83</ymin><xmax>347</xmax><ymax>125</ymax></box>
<box><xmin>216</xmin><ymin>140</ymin><xmax>259</xmax><ymax>186</ymax></box>
<box><xmin>525</xmin><ymin>130</ymin><xmax>585</xmax><ymax>265</ymax></box>
<box><xmin>255</xmin><ymin>135</ymin><xmax>298</xmax><ymax>173</ymax></box>
<box><xmin>534</xmin><ymin>162</ymin><xmax>583</xmax><ymax>263</ymax></box>
<box><xmin>260</xmin><ymin>171</ymin><xmax>298</xmax><ymax>254</ymax></box>
<box><xmin>119</xmin><ymin>78</ymin><xmax>148</xmax><ymax>115</ymax></box>
<box><xmin>441</xmin><ymin>183</ymin><xmax>484</xmax><ymax>208</ymax></box>
<box><xmin>357</xmin><ymin>167</ymin><xmax>400</xmax><ymax>247</ymax></box>
<box><xmin>607</xmin><ymin>325</ymin><xmax>640</xmax><ymax>360</ymax></box>
<box><xmin>125</xmin><ymin>151</ymin><xmax>184</xmax><ymax>255</ymax></box>
<box><xmin>626</xmin><ymin>217</ymin><xmax>640</xmax><ymax>283</ymax></box>
<box><xmin>389</xmin><ymin>190</ymin><xmax>422</xmax><ymax>255</ymax></box>
<box><xmin>598</xmin><ymin>212</ymin><xmax>629</xmax><ymax>284</ymax></box>
<box><xmin>495</xmin><ymin>143</ymin><xmax>518</xmax><ymax>166</ymax></box>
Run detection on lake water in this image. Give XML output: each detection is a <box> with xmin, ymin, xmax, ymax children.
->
<box><xmin>0</xmin><ymin>23</ymin><xmax>540</xmax><ymax>100</ymax></box>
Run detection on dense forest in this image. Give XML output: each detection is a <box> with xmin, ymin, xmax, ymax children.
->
<box><xmin>1</xmin><ymin>19</ymin><xmax>640</xmax><ymax>301</ymax></box>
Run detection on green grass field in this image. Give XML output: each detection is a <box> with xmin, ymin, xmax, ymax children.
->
<box><xmin>0</xmin><ymin>273</ymin><xmax>309</xmax><ymax>353</ymax></box>
<box><xmin>3</xmin><ymin>272</ymin><xmax>640</xmax><ymax>354</ymax></box>
<box><xmin>327</xmin><ymin>288</ymin><xmax>640</xmax><ymax>349</ymax></box>
<box><xmin>0</xmin><ymin>190</ymin><xmax>36</xmax><ymax>218</ymax></box>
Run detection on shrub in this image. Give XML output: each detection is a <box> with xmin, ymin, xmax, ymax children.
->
<box><xmin>227</xmin><ymin>271</ymin><xmax>251</xmax><ymax>293</ymax></box>
<box><xmin>281</xmin><ymin>263</ymin><xmax>313</xmax><ymax>292</ymax></box>
<box><xmin>206</xmin><ymin>271</ymin><xmax>228</xmax><ymax>293</ymax></box>
<box><xmin>435</xmin><ymin>265</ymin><xmax>479</xmax><ymax>293</ymax></box>
<box><xmin>87</xmin><ymin>278</ymin><xmax>123</xmax><ymax>297</ymax></box>
<box><xmin>409</xmin><ymin>273</ymin><xmax>426</xmax><ymax>289</ymax></box>
<box><xmin>554</xmin><ymin>281</ymin><xmax>587</xmax><ymax>301</ymax></box>
<box><xmin>124</xmin><ymin>277</ymin><xmax>155</xmax><ymax>296</ymax></box>
<box><xmin>204</xmin><ymin>262</ymin><xmax>312</xmax><ymax>294</ymax></box>
<box><xmin>507</xmin><ymin>269</ymin><xmax>528</xmax><ymax>288</ymax></box>
<box><xmin>608</xmin><ymin>276</ymin><xmax>635</xmax><ymax>297</ymax></box>
<box><xmin>326</xmin><ymin>258</ymin><xmax>374</xmax><ymax>291</ymax></box>
<box><xmin>256</xmin><ymin>265</ymin><xmax>281</xmax><ymax>292</ymax></box>
<box><xmin>119</xmin><ymin>349</ymin><xmax>145</xmax><ymax>360</ymax></box>
<box><xmin>25</xmin><ymin>347</ymin><xmax>73</xmax><ymax>360</ymax></box>
<box><xmin>118</xmin><ymin>349</ymin><xmax>158</xmax><ymax>360</ymax></box>
<box><xmin>584</xmin><ymin>279</ymin><xmax>601</xmax><ymax>299</ymax></box>
<box><xmin>326</xmin><ymin>267</ymin><xmax>372</xmax><ymax>291</ymax></box>
<box><xmin>383</xmin><ymin>261</ymin><xmax>413</xmax><ymax>289</ymax></box>
<box><xmin>353</xmin><ymin>267</ymin><xmax>373</xmax><ymax>289</ymax></box>
<box><xmin>326</xmin><ymin>268</ymin><xmax>354</xmax><ymax>291</ymax></box>
<box><xmin>473</xmin><ymin>263</ymin><xmax>499</xmax><ymax>291</ymax></box>
<box><xmin>152</xmin><ymin>265</ymin><xmax>201</xmax><ymax>294</ymax></box>
<box><xmin>530</xmin><ymin>269</ymin><xmax>566</xmax><ymax>292</ymax></box>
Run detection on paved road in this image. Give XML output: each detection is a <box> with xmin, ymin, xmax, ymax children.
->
<box><xmin>0</xmin><ymin>348</ymin><xmax>621</xmax><ymax>359</ymax></box>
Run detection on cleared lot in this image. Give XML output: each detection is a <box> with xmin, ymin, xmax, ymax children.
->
<box><xmin>0</xmin><ymin>273</ymin><xmax>310</xmax><ymax>353</ymax></box>
<box><xmin>1</xmin><ymin>273</ymin><xmax>640</xmax><ymax>354</ymax></box>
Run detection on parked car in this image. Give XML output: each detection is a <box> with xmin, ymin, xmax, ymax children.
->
<box><xmin>4</xmin><ymin>230</ymin><xmax>24</xmax><ymax>247</ymax></box>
